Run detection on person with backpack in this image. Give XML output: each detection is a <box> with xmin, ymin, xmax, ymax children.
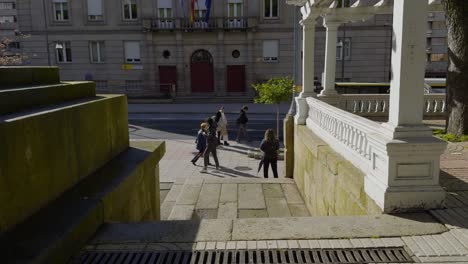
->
<box><xmin>201</xmin><ymin>117</ymin><xmax>220</xmax><ymax>173</ymax></box>
<box><xmin>235</xmin><ymin>105</ymin><xmax>251</xmax><ymax>142</ymax></box>
<box><xmin>260</xmin><ymin>129</ymin><xmax>279</xmax><ymax>178</ymax></box>
<box><xmin>191</xmin><ymin>122</ymin><xmax>208</xmax><ymax>165</ymax></box>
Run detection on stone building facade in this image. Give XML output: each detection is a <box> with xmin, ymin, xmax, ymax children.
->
<box><xmin>13</xmin><ymin>0</ymin><xmax>447</xmax><ymax>99</ymax></box>
<box><xmin>0</xmin><ymin>0</ymin><xmax>17</xmax><ymax>37</ymax></box>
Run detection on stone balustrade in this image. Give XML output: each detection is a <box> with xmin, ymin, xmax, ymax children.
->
<box><xmin>337</xmin><ymin>93</ymin><xmax>446</xmax><ymax>118</ymax></box>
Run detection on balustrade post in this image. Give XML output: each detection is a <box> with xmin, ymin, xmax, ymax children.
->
<box><xmin>365</xmin><ymin>0</ymin><xmax>447</xmax><ymax>213</ymax></box>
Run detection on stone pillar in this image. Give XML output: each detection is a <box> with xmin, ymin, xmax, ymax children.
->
<box><xmin>217</xmin><ymin>31</ymin><xmax>226</xmax><ymax>96</ymax></box>
<box><xmin>295</xmin><ymin>18</ymin><xmax>317</xmax><ymax>125</ymax></box>
<box><xmin>319</xmin><ymin>19</ymin><xmax>340</xmax><ymax>97</ymax></box>
<box><xmin>365</xmin><ymin>0</ymin><xmax>447</xmax><ymax>213</ymax></box>
<box><xmin>298</xmin><ymin>19</ymin><xmax>316</xmax><ymax>99</ymax></box>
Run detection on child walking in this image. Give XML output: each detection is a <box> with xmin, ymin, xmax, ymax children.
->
<box><xmin>260</xmin><ymin>129</ymin><xmax>279</xmax><ymax>178</ymax></box>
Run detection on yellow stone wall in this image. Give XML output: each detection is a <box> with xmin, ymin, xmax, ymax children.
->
<box><xmin>294</xmin><ymin>125</ymin><xmax>382</xmax><ymax>216</ymax></box>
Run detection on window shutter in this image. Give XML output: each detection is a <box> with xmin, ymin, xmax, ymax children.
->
<box><xmin>125</xmin><ymin>41</ymin><xmax>140</xmax><ymax>61</ymax></box>
<box><xmin>87</xmin><ymin>0</ymin><xmax>102</xmax><ymax>16</ymax></box>
<box><xmin>228</xmin><ymin>0</ymin><xmax>243</xmax><ymax>3</ymax></box>
<box><xmin>158</xmin><ymin>0</ymin><xmax>171</xmax><ymax>8</ymax></box>
<box><xmin>263</xmin><ymin>40</ymin><xmax>279</xmax><ymax>60</ymax></box>
<box><xmin>52</xmin><ymin>0</ymin><xmax>68</xmax><ymax>3</ymax></box>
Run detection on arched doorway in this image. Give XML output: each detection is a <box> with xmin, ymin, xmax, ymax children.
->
<box><xmin>190</xmin><ymin>50</ymin><xmax>214</xmax><ymax>93</ymax></box>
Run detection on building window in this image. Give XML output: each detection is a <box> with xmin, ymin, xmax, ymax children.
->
<box><xmin>0</xmin><ymin>15</ymin><xmax>16</xmax><ymax>23</ymax></box>
<box><xmin>430</xmin><ymin>53</ymin><xmax>448</xmax><ymax>62</ymax></box>
<box><xmin>263</xmin><ymin>40</ymin><xmax>279</xmax><ymax>62</ymax></box>
<box><xmin>0</xmin><ymin>2</ymin><xmax>15</xmax><ymax>9</ymax></box>
<box><xmin>125</xmin><ymin>80</ymin><xmax>143</xmax><ymax>91</ymax></box>
<box><xmin>336</xmin><ymin>0</ymin><xmax>351</xmax><ymax>7</ymax></box>
<box><xmin>123</xmin><ymin>0</ymin><xmax>138</xmax><ymax>20</ymax></box>
<box><xmin>90</xmin><ymin>41</ymin><xmax>105</xmax><ymax>63</ymax></box>
<box><xmin>87</xmin><ymin>0</ymin><xmax>103</xmax><ymax>21</ymax></box>
<box><xmin>95</xmin><ymin>80</ymin><xmax>108</xmax><ymax>90</ymax></box>
<box><xmin>264</xmin><ymin>0</ymin><xmax>278</xmax><ymax>18</ymax></box>
<box><xmin>53</xmin><ymin>0</ymin><xmax>69</xmax><ymax>21</ymax></box>
<box><xmin>228</xmin><ymin>0</ymin><xmax>242</xmax><ymax>17</ymax></box>
<box><xmin>56</xmin><ymin>41</ymin><xmax>72</xmax><ymax>63</ymax></box>
<box><xmin>124</xmin><ymin>41</ymin><xmax>141</xmax><ymax>63</ymax></box>
<box><xmin>337</xmin><ymin>38</ymin><xmax>351</xmax><ymax>61</ymax></box>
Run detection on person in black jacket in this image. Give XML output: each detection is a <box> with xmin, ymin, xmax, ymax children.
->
<box><xmin>260</xmin><ymin>129</ymin><xmax>279</xmax><ymax>178</ymax></box>
<box><xmin>235</xmin><ymin>105</ymin><xmax>251</xmax><ymax>142</ymax></box>
<box><xmin>201</xmin><ymin>117</ymin><xmax>220</xmax><ymax>173</ymax></box>
<box><xmin>191</xmin><ymin>122</ymin><xmax>208</xmax><ymax>165</ymax></box>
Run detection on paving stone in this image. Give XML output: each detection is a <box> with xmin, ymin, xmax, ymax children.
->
<box><xmin>146</xmin><ymin>243</ymin><xmax>188</xmax><ymax>251</ymax></box>
<box><xmin>196</xmin><ymin>184</ymin><xmax>221</xmax><ymax>209</ymax></box>
<box><xmin>168</xmin><ymin>205</ymin><xmax>194</xmax><ymax>220</ymax></box>
<box><xmin>215</xmin><ymin>242</ymin><xmax>226</xmax><ymax>250</ymax></box>
<box><xmin>238</xmin><ymin>184</ymin><xmax>266</xmax><ymax>209</ymax></box>
<box><xmin>176</xmin><ymin>184</ymin><xmax>202</xmax><ymax>205</ymax></box>
<box><xmin>238</xmin><ymin>209</ymin><xmax>268</xmax><ymax>218</ymax></box>
<box><xmin>95</xmin><ymin>243</ymin><xmax>147</xmax><ymax>250</ymax></box>
<box><xmin>298</xmin><ymin>240</ymin><xmax>310</xmax><ymax>249</ymax></box>
<box><xmin>164</xmin><ymin>184</ymin><xmax>183</xmax><ymax>202</ymax></box>
<box><xmin>160</xmin><ymin>190</ymin><xmax>170</xmax><ymax>204</ymax></box>
<box><xmin>220</xmin><ymin>184</ymin><xmax>237</xmax><ymax>202</ymax></box>
<box><xmin>417</xmin><ymin>256</ymin><xmax>468</xmax><ymax>263</ymax></box>
<box><xmin>281</xmin><ymin>184</ymin><xmax>304</xmax><ymax>204</ymax></box>
<box><xmin>288</xmin><ymin>204</ymin><xmax>310</xmax><ymax>217</ymax></box>
<box><xmin>266</xmin><ymin>198</ymin><xmax>292</xmax><ymax>217</ymax></box>
<box><xmin>160</xmin><ymin>182</ymin><xmax>173</xmax><ymax>190</ymax></box>
<box><xmin>287</xmin><ymin>240</ymin><xmax>299</xmax><ymax>249</ymax></box>
<box><xmin>218</xmin><ymin>202</ymin><xmax>238</xmax><ymax>219</ymax></box>
<box><xmin>195</xmin><ymin>242</ymin><xmax>206</xmax><ymax>251</ymax></box>
<box><xmin>308</xmin><ymin>240</ymin><xmax>320</xmax><ymax>248</ymax></box>
<box><xmin>267</xmin><ymin>240</ymin><xmax>278</xmax><ymax>249</ymax></box>
<box><xmin>161</xmin><ymin>201</ymin><xmax>175</xmax><ymax>220</ymax></box>
<box><xmin>205</xmin><ymin>242</ymin><xmax>216</xmax><ymax>250</ymax></box>
<box><xmin>277</xmin><ymin>240</ymin><xmax>288</xmax><ymax>249</ymax></box>
<box><xmin>193</xmin><ymin>209</ymin><xmax>218</xmax><ymax>219</ymax></box>
<box><xmin>262</xmin><ymin>184</ymin><xmax>284</xmax><ymax>198</ymax></box>
<box><xmin>257</xmin><ymin>241</ymin><xmax>268</xmax><ymax>249</ymax></box>
<box><xmin>441</xmin><ymin>231</ymin><xmax>468</xmax><ymax>255</ymax></box>
<box><xmin>247</xmin><ymin>241</ymin><xmax>257</xmax><ymax>250</ymax></box>
<box><xmin>236</xmin><ymin>241</ymin><xmax>247</xmax><ymax>249</ymax></box>
<box><xmin>226</xmin><ymin>241</ymin><xmax>236</xmax><ymax>250</ymax></box>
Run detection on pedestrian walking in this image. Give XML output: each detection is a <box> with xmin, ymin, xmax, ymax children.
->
<box><xmin>191</xmin><ymin>122</ymin><xmax>208</xmax><ymax>165</ymax></box>
<box><xmin>260</xmin><ymin>129</ymin><xmax>279</xmax><ymax>178</ymax></box>
<box><xmin>215</xmin><ymin>106</ymin><xmax>230</xmax><ymax>146</ymax></box>
<box><xmin>201</xmin><ymin>118</ymin><xmax>220</xmax><ymax>173</ymax></box>
<box><xmin>235</xmin><ymin>105</ymin><xmax>251</xmax><ymax>142</ymax></box>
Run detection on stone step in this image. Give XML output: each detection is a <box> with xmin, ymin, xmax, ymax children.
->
<box><xmin>0</xmin><ymin>81</ymin><xmax>96</xmax><ymax>115</ymax></box>
<box><xmin>0</xmin><ymin>95</ymin><xmax>129</xmax><ymax>233</ymax></box>
<box><xmin>174</xmin><ymin>96</ymin><xmax>254</xmax><ymax>104</ymax></box>
<box><xmin>89</xmin><ymin>213</ymin><xmax>446</xmax><ymax>244</ymax></box>
<box><xmin>0</xmin><ymin>66</ymin><xmax>60</xmax><ymax>88</ymax></box>
<box><xmin>0</xmin><ymin>141</ymin><xmax>165</xmax><ymax>264</ymax></box>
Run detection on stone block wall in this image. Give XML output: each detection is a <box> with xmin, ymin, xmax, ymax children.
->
<box><xmin>294</xmin><ymin>125</ymin><xmax>381</xmax><ymax>216</ymax></box>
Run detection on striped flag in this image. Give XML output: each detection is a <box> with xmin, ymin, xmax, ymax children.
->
<box><xmin>190</xmin><ymin>0</ymin><xmax>196</xmax><ymax>24</ymax></box>
<box><xmin>180</xmin><ymin>0</ymin><xmax>186</xmax><ymax>18</ymax></box>
<box><xmin>205</xmin><ymin>0</ymin><xmax>212</xmax><ymax>23</ymax></box>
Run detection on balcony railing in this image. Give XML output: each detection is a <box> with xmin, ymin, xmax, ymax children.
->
<box><xmin>143</xmin><ymin>17</ymin><xmax>256</xmax><ymax>32</ymax></box>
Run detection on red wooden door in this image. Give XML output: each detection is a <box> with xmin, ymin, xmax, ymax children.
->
<box><xmin>159</xmin><ymin>66</ymin><xmax>177</xmax><ymax>93</ymax></box>
<box><xmin>191</xmin><ymin>62</ymin><xmax>214</xmax><ymax>93</ymax></box>
<box><xmin>227</xmin><ymin>65</ymin><xmax>245</xmax><ymax>92</ymax></box>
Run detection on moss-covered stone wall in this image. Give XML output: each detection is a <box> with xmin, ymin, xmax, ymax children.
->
<box><xmin>0</xmin><ymin>95</ymin><xmax>129</xmax><ymax>233</ymax></box>
<box><xmin>294</xmin><ymin>125</ymin><xmax>382</xmax><ymax>216</ymax></box>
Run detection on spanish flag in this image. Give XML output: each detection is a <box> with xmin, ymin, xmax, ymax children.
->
<box><xmin>190</xmin><ymin>0</ymin><xmax>196</xmax><ymax>24</ymax></box>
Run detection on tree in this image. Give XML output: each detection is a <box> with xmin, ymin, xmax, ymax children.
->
<box><xmin>444</xmin><ymin>0</ymin><xmax>468</xmax><ymax>137</ymax></box>
<box><xmin>0</xmin><ymin>33</ymin><xmax>29</xmax><ymax>66</ymax></box>
<box><xmin>253</xmin><ymin>77</ymin><xmax>294</xmax><ymax>136</ymax></box>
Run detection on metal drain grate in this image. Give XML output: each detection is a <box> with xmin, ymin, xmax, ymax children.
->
<box><xmin>73</xmin><ymin>247</ymin><xmax>414</xmax><ymax>264</ymax></box>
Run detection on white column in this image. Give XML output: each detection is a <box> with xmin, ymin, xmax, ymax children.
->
<box><xmin>364</xmin><ymin>0</ymin><xmax>447</xmax><ymax>213</ymax></box>
<box><xmin>384</xmin><ymin>0</ymin><xmax>430</xmax><ymax>138</ymax></box>
<box><xmin>319</xmin><ymin>19</ymin><xmax>341</xmax><ymax>97</ymax></box>
<box><xmin>299</xmin><ymin>19</ymin><xmax>316</xmax><ymax>98</ymax></box>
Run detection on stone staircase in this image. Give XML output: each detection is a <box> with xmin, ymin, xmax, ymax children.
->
<box><xmin>0</xmin><ymin>67</ymin><xmax>165</xmax><ymax>264</ymax></box>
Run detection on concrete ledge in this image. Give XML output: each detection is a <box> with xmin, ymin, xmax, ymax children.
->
<box><xmin>0</xmin><ymin>141</ymin><xmax>165</xmax><ymax>264</ymax></box>
<box><xmin>0</xmin><ymin>95</ymin><xmax>129</xmax><ymax>233</ymax></box>
<box><xmin>0</xmin><ymin>82</ymin><xmax>96</xmax><ymax>115</ymax></box>
<box><xmin>0</xmin><ymin>66</ymin><xmax>60</xmax><ymax>88</ymax></box>
<box><xmin>88</xmin><ymin>213</ymin><xmax>446</xmax><ymax>243</ymax></box>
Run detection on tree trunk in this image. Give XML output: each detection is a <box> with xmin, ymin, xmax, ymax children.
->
<box><xmin>444</xmin><ymin>0</ymin><xmax>468</xmax><ymax>136</ymax></box>
<box><xmin>277</xmin><ymin>104</ymin><xmax>280</xmax><ymax>137</ymax></box>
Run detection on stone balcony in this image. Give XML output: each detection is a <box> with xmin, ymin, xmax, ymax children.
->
<box><xmin>142</xmin><ymin>17</ymin><xmax>258</xmax><ymax>32</ymax></box>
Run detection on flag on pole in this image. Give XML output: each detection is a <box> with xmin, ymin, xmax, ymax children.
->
<box><xmin>180</xmin><ymin>0</ymin><xmax>186</xmax><ymax>18</ymax></box>
<box><xmin>205</xmin><ymin>0</ymin><xmax>212</xmax><ymax>23</ymax></box>
<box><xmin>190</xmin><ymin>0</ymin><xmax>196</xmax><ymax>24</ymax></box>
